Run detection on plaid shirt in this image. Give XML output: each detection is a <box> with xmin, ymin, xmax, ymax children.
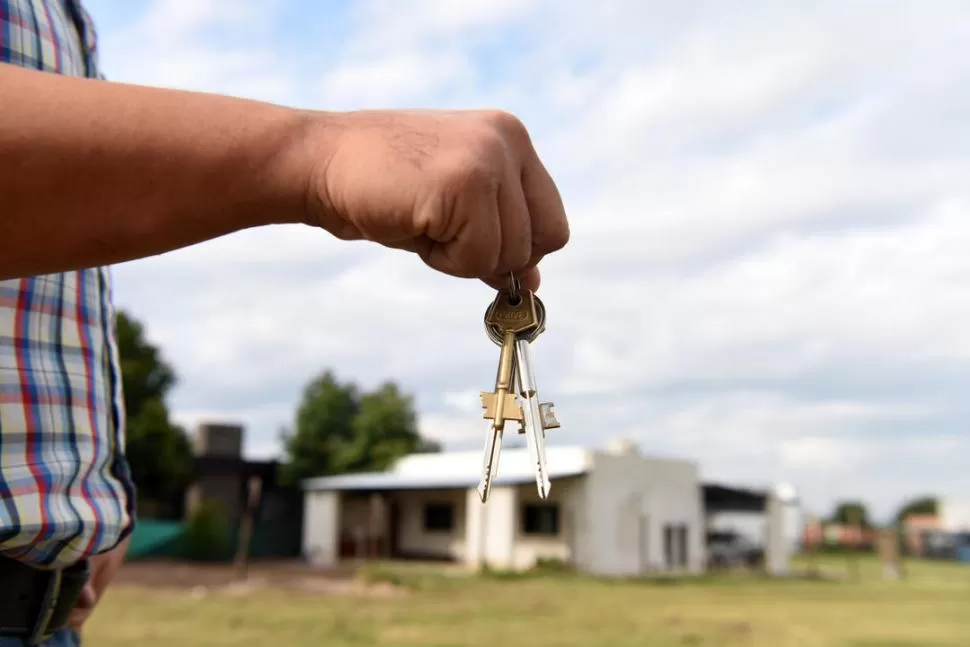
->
<box><xmin>0</xmin><ymin>0</ymin><xmax>136</xmax><ymax>569</ymax></box>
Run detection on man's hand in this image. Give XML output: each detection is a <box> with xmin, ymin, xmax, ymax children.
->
<box><xmin>68</xmin><ymin>536</ymin><xmax>130</xmax><ymax>632</ymax></box>
<box><xmin>308</xmin><ymin>110</ymin><xmax>569</xmax><ymax>292</ymax></box>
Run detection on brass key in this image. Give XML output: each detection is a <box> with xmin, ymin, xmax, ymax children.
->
<box><xmin>477</xmin><ymin>279</ymin><xmax>540</xmax><ymax>502</ymax></box>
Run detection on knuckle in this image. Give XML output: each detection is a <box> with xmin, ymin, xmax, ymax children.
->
<box><xmin>442</xmin><ymin>151</ymin><xmax>502</xmax><ymax>198</ymax></box>
<box><xmin>481</xmin><ymin>110</ymin><xmax>531</xmax><ymax>144</ymax></box>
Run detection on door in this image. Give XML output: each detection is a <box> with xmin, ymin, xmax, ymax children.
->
<box><xmin>663</xmin><ymin>524</ymin><xmax>674</xmax><ymax>571</ymax></box>
<box><xmin>388</xmin><ymin>502</ymin><xmax>402</xmax><ymax>558</ymax></box>
<box><xmin>676</xmin><ymin>524</ymin><xmax>689</xmax><ymax>569</ymax></box>
<box><xmin>638</xmin><ymin>514</ymin><xmax>650</xmax><ymax>574</ymax></box>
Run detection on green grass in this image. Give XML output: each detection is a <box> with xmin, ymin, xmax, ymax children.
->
<box><xmin>84</xmin><ymin>556</ymin><xmax>970</xmax><ymax>647</ymax></box>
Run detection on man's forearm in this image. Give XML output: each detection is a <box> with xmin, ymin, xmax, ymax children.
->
<box><xmin>0</xmin><ymin>63</ymin><xmax>316</xmax><ymax>280</ymax></box>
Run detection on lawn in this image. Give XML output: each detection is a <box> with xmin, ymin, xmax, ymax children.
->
<box><xmin>83</xmin><ymin>556</ymin><xmax>970</xmax><ymax>647</ymax></box>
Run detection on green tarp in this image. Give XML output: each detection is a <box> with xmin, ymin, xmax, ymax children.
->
<box><xmin>126</xmin><ymin>519</ymin><xmax>185</xmax><ymax>559</ymax></box>
<box><xmin>124</xmin><ymin>516</ymin><xmax>303</xmax><ymax>561</ymax></box>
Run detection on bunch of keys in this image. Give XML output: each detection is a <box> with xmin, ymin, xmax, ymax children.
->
<box><xmin>478</xmin><ymin>274</ymin><xmax>560</xmax><ymax>503</ymax></box>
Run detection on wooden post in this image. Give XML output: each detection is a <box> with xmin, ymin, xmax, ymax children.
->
<box><xmin>234</xmin><ymin>476</ymin><xmax>263</xmax><ymax>581</ymax></box>
<box><xmin>805</xmin><ymin>514</ymin><xmax>820</xmax><ymax>577</ymax></box>
<box><xmin>876</xmin><ymin>528</ymin><xmax>902</xmax><ymax>580</ymax></box>
<box><xmin>846</xmin><ymin>509</ymin><xmax>861</xmax><ymax>582</ymax></box>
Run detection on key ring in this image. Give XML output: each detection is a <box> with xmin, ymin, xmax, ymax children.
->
<box><xmin>507</xmin><ymin>272</ymin><xmax>521</xmax><ymax>305</ymax></box>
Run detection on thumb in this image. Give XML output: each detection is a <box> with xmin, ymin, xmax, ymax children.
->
<box><xmin>76</xmin><ymin>583</ymin><xmax>97</xmax><ymax>609</ymax></box>
<box><xmin>68</xmin><ymin>584</ymin><xmax>96</xmax><ymax>630</ymax></box>
<box><xmin>483</xmin><ymin>265</ymin><xmax>541</xmax><ymax>293</ymax></box>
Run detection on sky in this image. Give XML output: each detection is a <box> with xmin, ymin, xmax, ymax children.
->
<box><xmin>81</xmin><ymin>0</ymin><xmax>970</xmax><ymax>522</ymax></box>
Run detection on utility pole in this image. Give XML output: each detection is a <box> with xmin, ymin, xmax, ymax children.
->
<box><xmin>234</xmin><ymin>476</ymin><xmax>263</xmax><ymax>581</ymax></box>
<box><xmin>846</xmin><ymin>508</ymin><xmax>861</xmax><ymax>582</ymax></box>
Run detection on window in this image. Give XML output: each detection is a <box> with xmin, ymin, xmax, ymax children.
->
<box><xmin>663</xmin><ymin>523</ymin><xmax>689</xmax><ymax>569</ymax></box>
<box><xmin>423</xmin><ymin>503</ymin><xmax>454</xmax><ymax>532</ymax></box>
<box><xmin>522</xmin><ymin>504</ymin><xmax>560</xmax><ymax>536</ymax></box>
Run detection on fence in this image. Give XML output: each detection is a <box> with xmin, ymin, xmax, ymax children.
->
<box><xmin>126</xmin><ymin>496</ymin><xmax>304</xmax><ymax>562</ymax></box>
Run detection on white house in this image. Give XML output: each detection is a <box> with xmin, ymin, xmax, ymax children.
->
<box><xmin>301</xmin><ymin>440</ymin><xmax>707</xmax><ymax>577</ymax></box>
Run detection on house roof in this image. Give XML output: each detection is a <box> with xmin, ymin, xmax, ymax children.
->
<box><xmin>302</xmin><ymin>445</ymin><xmax>593</xmax><ymax>492</ymax></box>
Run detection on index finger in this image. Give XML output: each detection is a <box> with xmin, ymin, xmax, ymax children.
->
<box><xmin>521</xmin><ymin>154</ymin><xmax>569</xmax><ymax>258</ymax></box>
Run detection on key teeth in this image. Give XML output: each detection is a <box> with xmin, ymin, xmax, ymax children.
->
<box><xmin>539</xmin><ymin>402</ymin><xmax>560</xmax><ymax>430</ymax></box>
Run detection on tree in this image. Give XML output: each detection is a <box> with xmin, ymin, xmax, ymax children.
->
<box><xmin>115</xmin><ymin>309</ymin><xmax>193</xmax><ymax>509</ymax></box>
<box><xmin>894</xmin><ymin>496</ymin><xmax>938</xmax><ymax>524</ymax></box>
<box><xmin>279</xmin><ymin>370</ymin><xmax>440</xmax><ymax>485</ymax></box>
<box><xmin>829</xmin><ymin>500</ymin><xmax>872</xmax><ymax>528</ymax></box>
<box><xmin>124</xmin><ymin>398</ymin><xmax>193</xmax><ymax>503</ymax></box>
<box><xmin>116</xmin><ymin>311</ymin><xmax>176</xmax><ymax>421</ymax></box>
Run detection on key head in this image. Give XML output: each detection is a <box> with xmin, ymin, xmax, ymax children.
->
<box><xmin>485</xmin><ymin>288</ymin><xmax>539</xmax><ymax>336</ymax></box>
<box><xmin>481</xmin><ymin>391</ymin><xmax>524</xmax><ymax>422</ymax></box>
<box><xmin>486</xmin><ymin>293</ymin><xmax>546</xmax><ymax>346</ymax></box>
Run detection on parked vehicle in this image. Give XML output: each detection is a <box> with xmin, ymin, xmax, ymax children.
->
<box><xmin>706</xmin><ymin>530</ymin><xmax>764</xmax><ymax>569</ymax></box>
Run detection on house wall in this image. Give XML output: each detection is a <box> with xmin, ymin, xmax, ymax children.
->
<box><xmin>756</xmin><ymin>490</ymin><xmax>803</xmax><ymax>574</ymax></box>
<box><xmin>464</xmin><ymin>485</ymin><xmax>517</xmax><ymax>569</ymax></box>
<box><xmin>390</xmin><ymin>489</ymin><xmax>467</xmax><ymax>560</ymax></box>
<box><xmin>510</xmin><ymin>478</ymin><xmax>585</xmax><ymax>570</ymax></box>
<box><xmin>579</xmin><ymin>450</ymin><xmax>705</xmax><ymax>577</ymax></box>
<box><xmin>461</xmin><ymin>478</ymin><xmax>586</xmax><ymax>572</ymax></box>
<box><xmin>302</xmin><ymin>490</ymin><xmax>339</xmax><ymax>567</ymax></box>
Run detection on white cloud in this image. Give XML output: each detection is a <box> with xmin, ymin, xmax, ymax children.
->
<box><xmin>320</xmin><ymin>52</ymin><xmax>474</xmax><ymax>108</ymax></box>
<box><xmin>418</xmin><ymin>412</ymin><xmax>487</xmax><ymax>445</ymax></box>
<box><xmin>79</xmin><ymin>0</ymin><xmax>970</xmax><ymax>520</ymax></box>
<box><xmin>346</xmin><ymin>0</ymin><xmax>543</xmax><ymax>51</ymax></box>
<box><xmin>780</xmin><ymin>437</ymin><xmax>857</xmax><ymax>471</ymax></box>
<box><xmin>89</xmin><ymin>0</ymin><xmax>295</xmax><ymax>102</ymax></box>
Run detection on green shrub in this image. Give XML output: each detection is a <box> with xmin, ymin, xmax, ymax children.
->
<box><xmin>181</xmin><ymin>500</ymin><xmax>232</xmax><ymax>561</ymax></box>
<box><xmin>532</xmin><ymin>557</ymin><xmax>572</xmax><ymax>574</ymax></box>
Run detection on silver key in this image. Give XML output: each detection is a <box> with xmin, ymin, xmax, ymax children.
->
<box><xmin>514</xmin><ymin>336</ymin><xmax>552</xmax><ymax>498</ymax></box>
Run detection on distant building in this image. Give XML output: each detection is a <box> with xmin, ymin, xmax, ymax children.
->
<box><xmin>900</xmin><ymin>514</ymin><xmax>941</xmax><ymax>555</ymax></box>
<box><xmin>898</xmin><ymin>500</ymin><xmax>970</xmax><ymax>561</ymax></box>
<box><xmin>940</xmin><ymin>500</ymin><xmax>970</xmax><ymax>533</ymax></box>
<box><xmin>301</xmin><ymin>442</ymin><xmax>708</xmax><ymax>576</ymax></box>
<box><xmin>185</xmin><ymin>423</ymin><xmax>304</xmax><ymax>558</ymax></box>
<box><xmin>704</xmin><ymin>482</ymin><xmax>801</xmax><ymax>574</ymax></box>
<box><xmin>300</xmin><ymin>440</ymin><xmax>799</xmax><ymax>577</ymax></box>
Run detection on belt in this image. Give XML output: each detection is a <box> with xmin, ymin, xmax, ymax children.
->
<box><xmin>0</xmin><ymin>555</ymin><xmax>89</xmax><ymax>645</ymax></box>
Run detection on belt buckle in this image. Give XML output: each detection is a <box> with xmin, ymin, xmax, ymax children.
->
<box><xmin>26</xmin><ymin>569</ymin><xmax>63</xmax><ymax>646</ymax></box>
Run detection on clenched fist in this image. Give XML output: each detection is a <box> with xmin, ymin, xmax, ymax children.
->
<box><xmin>304</xmin><ymin>110</ymin><xmax>569</xmax><ymax>291</ymax></box>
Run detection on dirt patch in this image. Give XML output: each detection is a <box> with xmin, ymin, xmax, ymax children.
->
<box><xmin>114</xmin><ymin>559</ymin><xmax>402</xmax><ymax>598</ymax></box>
